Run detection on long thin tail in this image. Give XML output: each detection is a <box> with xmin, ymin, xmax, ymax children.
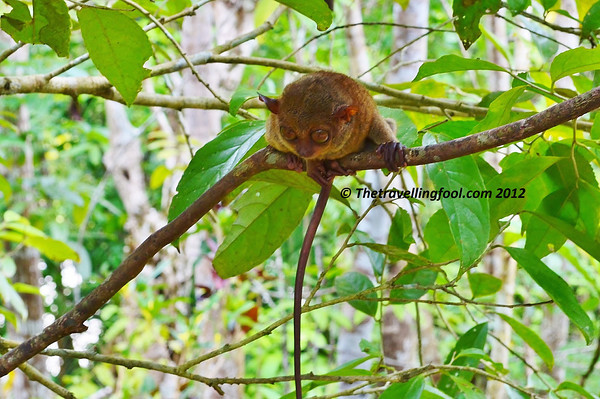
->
<box><xmin>294</xmin><ymin>182</ymin><xmax>332</xmax><ymax>399</ymax></box>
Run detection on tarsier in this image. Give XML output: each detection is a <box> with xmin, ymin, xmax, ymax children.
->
<box><xmin>259</xmin><ymin>71</ymin><xmax>405</xmax><ymax>398</ymax></box>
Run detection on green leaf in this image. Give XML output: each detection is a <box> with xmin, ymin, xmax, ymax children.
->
<box><xmin>352</xmin><ymin>231</ymin><xmax>385</xmax><ymax>276</ymax></box>
<box><xmin>505</xmin><ymin>247</ymin><xmax>595</xmax><ymax>343</ymax></box>
<box><xmin>24</xmin><ymin>236</ymin><xmax>80</xmax><ymax>262</ymax></box>
<box><xmin>550</xmin><ymin>47</ymin><xmax>600</xmax><ymax>85</ymax></box>
<box><xmin>592</xmin><ymin>116</ymin><xmax>600</xmax><ymax>140</ymax></box>
<box><xmin>78</xmin><ymin>7</ymin><xmax>152</xmax><ymax>105</ymax></box>
<box><xmin>0</xmin><ymin>256</ymin><xmax>16</xmax><ymax>277</ymax></box>
<box><xmin>487</xmin><ymin>156</ymin><xmax>560</xmax><ymax>221</ymax></box>
<box><xmin>1</xmin><ymin>0</ymin><xmax>70</xmax><ymax>57</ymax></box>
<box><xmin>524</xmin><ymin>189</ymin><xmax>571</xmax><ymax>257</ymax></box>
<box><xmin>424</xmin><ymin>209</ymin><xmax>459</xmax><ymax>263</ymax></box>
<box><xmin>540</xmin><ymin>0</ymin><xmax>557</xmax><ymax>10</ymax></box>
<box><xmin>229</xmin><ymin>88</ymin><xmax>257</xmax><ymax>116</ymax></box>
<box><xmin>34</xmin><ymin>0</ymin><xmax>70</xmax><ymax>57</ymax></box>
<box><xmin>0</xmin><ymin>175</ymin><xmax>12</xmax><ymax>203</ymax></box>
<box><xmin>251</xmin><ymin>169</ymin><xmax>351</xmax><ymax>208</ymax></box>
<box><xmin>468</xmin><ymin>273</ymin><xmax>502</xmax><ymax>298</ymax></box>
<box><xmin>334</xmin><ymin>272</ymin><xmax>378</xmax><ymax>317</ymax></box>
<box><xmin>0</xmin><ymin>306</ymin><xmax>18</xmax><ymax>328</ymax></box>
<box><xmin>583</xmin><ymin>2</ymin><xmax>600</xmax><ymax>42</ymax></box>
<box><xmin>426</xmin><ymin>138</ymin><xmax>490</xmax><ymax>268</ymax></box>
<box><xmin>496</xmin><ymin>313</ymin><xmax>554</xmax><ymax>370</ymax></box>
<box><xmin>422</xmin><ymin>385</ymin><xmax>454</xmax><ymax>399</ymax></box>
<box><xmin>283</xmin><ymin>356</ymin><xmax>376</xmax><ymax>398</ymax></box>
<box><xmin>471</xmin><ymin>86</ymin><xmax>526</xmax><ymax>134</ymax></box>
<box><xmin>12</xmin><ymin>282</ymin><xmax>40</xmax><ymax>295</ymax></box>
<box><xmin>555</xmin><ymin>381</ymin><xmax>597</xmax><ymax>399</ymax></box>
<box><xmin>438</xmin><ymin>323</ymin><xmax>488</xmax><ymax>396</ymax></box>
<box><xmin>379</xmin><ymin>107</ymin><xmax>419</xmax><ymax>147</ymax></box>
<box><xmin>1</xmin><ymin>0</ymin><xmax>31</xmax><ymax>41</ymax></box>
<box><xmin>507</xmin><ymin>0</ymin><xmax>531</xmax><ymax>14</ymax></box>
<box><xmin>528</xmin><ymin>211</ymin><xmax>600</xmax><ymax>264</ymax></box>
<box><xmin>445</xmin><ymin>374</ymin><xmax>486</xmax><ymax>399</ymax></box>
<box><xmin>213</xmin><ymin>182</ymin><xmax>311</xmax><ymax>278</ymax></box>
<box><xmin>0</xmin><ymin>273</ymin><xmax>27</xmax><ymax>319</ymax></box>
<box><xmin>413</xmin><ymin>55</ymin><xmax>506</xmax><ymax>82</ymax></box>
<box><xmin>273</xmin><ymin>0</ymin><xmax>332</xmax><ymax>31</ymax></box>
<box><xmin>359</xmin><ymin>339</ymin><xmax>381</xmax><ymax>356</ymax></box>
<box><xmin>380</xmin><ymin>376</ymin><xmax>425</xmax><ymax>399</ymax></box>
<box><xmin>168</xmin><ymin>120</ymin><xmax>265</xmax><ymax>221</ymax></box>
<box><xmin>387</xmin><ymin>209</ymin><xmax>414</xmax><ymax>251</ymax></box>
<box><xmin>1</xmin><ymin>217</ymin><xmax>80</xmax><ymax>262</ymax></box>
<box><xmin>349</xmin><ymin>242</ymin><xmax>430</xmax><ymax>266</ymax></box>
<box><xmin>452</xmin><ymin>0</ymin><xmax>502</xmax><ymax>49</ymax></box>
<box><xmin>391</xmin><ymin>264</ymin><xmax>438</xmax><ymax>301</ymax></box>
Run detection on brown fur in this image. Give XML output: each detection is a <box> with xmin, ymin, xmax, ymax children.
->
<box><xmin>263</xmin><ymin>71</ymin><xmax>397</xmax><ymax>162</ymax></box>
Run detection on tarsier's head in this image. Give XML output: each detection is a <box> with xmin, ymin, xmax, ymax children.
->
<box><xmin>258</xmin><ymin>87</ymin><xmax>359</xmax><ymax>160</ymax></box>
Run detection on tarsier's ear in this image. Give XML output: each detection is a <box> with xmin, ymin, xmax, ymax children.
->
<box><xmin>333</xmin><ymin>104</ymin><xmax>358</xmax><ymax>123</ymax></box>
<box><xmin>258</xmin><ymin>93</ymin><xmax>280</xmax><ymax>114</ymax></box>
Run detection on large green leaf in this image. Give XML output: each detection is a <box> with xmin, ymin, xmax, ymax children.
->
<box><xmin>452</xmin><ymin>0</ymin><xmax>502</xmax><ymax>49</ymax></box>
<box><xmin>281</xmin><ymin>356</ymin><xmax>376</xmax><ymax>398</ymax></box>
<box><xmin>496</xmin><ymin>313</ymin><xmax>554</xmax><ymax>370</ymax></box>
<box><xmin>213</xmin><ymin>182</ymin><xmax>311</xmax><ymax>278</ymax></box>
<box><xmin>273</xmin><ymin>0</ymin><xmax>332</xmax><ymax>31</ymax></box>
<box><xmin>251</xmin><ymin>169</ymin><xmax>351</xmax><ymax>208</ymax></box>
<box><xmin>0</xmin><ymin>213</ymin><xmax>80</xmax><ymax>262</ymax></box>
<box><xmin>229</xmin><ymin>88</ymin><xmax>257</xmax><ymax>116</ymax></box>
<box><xmin>471</xmin><ymin>86</ymin><xmax>526</xmax><ymax>134</ymax></box>
<box><xmin>555</xmin><ymin>381</ymin><xmax>597</xmax><ymax>399</ymax></box>
<box><xmin>379</xmin><ymin>107</ymin><xmax>419</xmax><ymax>147</ymax></box>
<box><xmin>387</xmin><ymin>208</ymin><xmax>415</xmax><ymax>251</ymax></box>
<box><xmin>0</xmin><ymin>175</ymin><xmax>12</xmax><ymax>203</ymax></box>
<box><xmin>528</xmin><ymin>211</ymin><xmax>600</xmax><ymax>263</ymax></box>
<box><xmin>334</xmin><ymin>272</ymin><xmax>378</xmax><ymax>317</ymax></box>
<box><xmin>78</xmin><ymin>7</ymin><xmax>152</xmax><ymax>105</ymax></box>
<box><xmin>487</xmin><ymin>156</ymin><xmax>560</xmax><ymax>221</ymax></box>
<box><xmin>468</xmin><ymin>273</ymin><xmax>502</xmax><ymax>298</ymax></box>
<box><xmin>349</xmin><ymin>242</ymin><xmax>430</xmax><ymax>266</ymax></box>
<box><xmin>507</xmin><ymin>0</ymin><xmax>531</xmax><ymax>14</ymax></box>
<box><xmin>380</xmin><ymin>376</ymin><xmax>425</xmax><ymax>399</ymax></box>
<box><xmin>168</xmin><ymin>120</ymin><xmax>266</xmax><ymax>221</ymax></box>
<box><xmin>24</xmin><ymin>236</ymin><xmax>80</xmax><ymax>262</ymax></box>
<box><xmin>423</xmin><ymin>209</ymin><xmax>459</xmax><ymax>263</ymax></box>
<box><xmin>421</xmin><ymin>385</ymin><xmax>454</xmax><ymax>399</ymax></box>
<box><xmin>550</xmin><ymin>47</ymin><xmax>600</xmax><ymax>85</ymax></box>
<box><xmin>582</xmin><ymin>1</ymin><xmax>600</xmax><ymax>39</ymax></box>
<box><xmin>413</xmin><ymin>55</ymin><xmax>506</xmax><ymax>82</ymax></box>
<box><xmin>0</xmin><ymin>273</ymin><xmax>27</xmax><ymax>319</ymax></box>
<box><xmin>1</xmin><ymin>0</ymin><xmax>70</xmax><ymax>57</ymax></box>
<box><xmin>391</xmin><ymin>264</ymin><xmax>438</xmax><ymax>301</ymax></box>
<box><xmin>426</xmin><ymin>137</ymin><xmax>490</xmax><ymax>268</ymax></box>
<box><xmin>505</xmin><ymin>247</ymin><xmax>595</xmax><ymax>343</ymax></box>
<box><xmin>525</xmin><ymin>189</ymin><xmax>572</xmax><ymax>257</ymax></box>
<box><xmin>438</xmin><ymin>323</ymin><xmax>488</xmax><ymax>396</ymax></box>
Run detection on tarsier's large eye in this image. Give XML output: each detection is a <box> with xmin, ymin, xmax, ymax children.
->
<box><xmin>311</xmin><ymin>129</ymin><xmax>329</xmax><ymax>144</ymax></box>
<box><xmin>280</xmin><ymin>126</ymin><xmax>297</xmax><ymax>141</ymax></box>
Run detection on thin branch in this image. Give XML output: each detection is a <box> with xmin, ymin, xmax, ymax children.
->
<box><xmin>2</xmin><ymin>85</ymin><xmax>600</xmax><ymax>377</ymax></box>
<box><xmin>581</xmin><ymin>335</ymin><xmax>600</xmax><ymax>386</ymax></box>
<box><xmin>0</xmin><ymin>338</ymin><xmax>75</xmax><ymax>399</ymax></box>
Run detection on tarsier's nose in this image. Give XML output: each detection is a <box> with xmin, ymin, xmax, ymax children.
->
<box><xmin>296</xmin><ymin>146</ymin><xmax>315</xmax><ymax>158</ymax></box>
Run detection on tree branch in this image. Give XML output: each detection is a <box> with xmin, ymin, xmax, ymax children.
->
<box><xmin>1</xmin><ymin>85</ymin><xmax>600</xmax><ymax>377</ymax></box>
